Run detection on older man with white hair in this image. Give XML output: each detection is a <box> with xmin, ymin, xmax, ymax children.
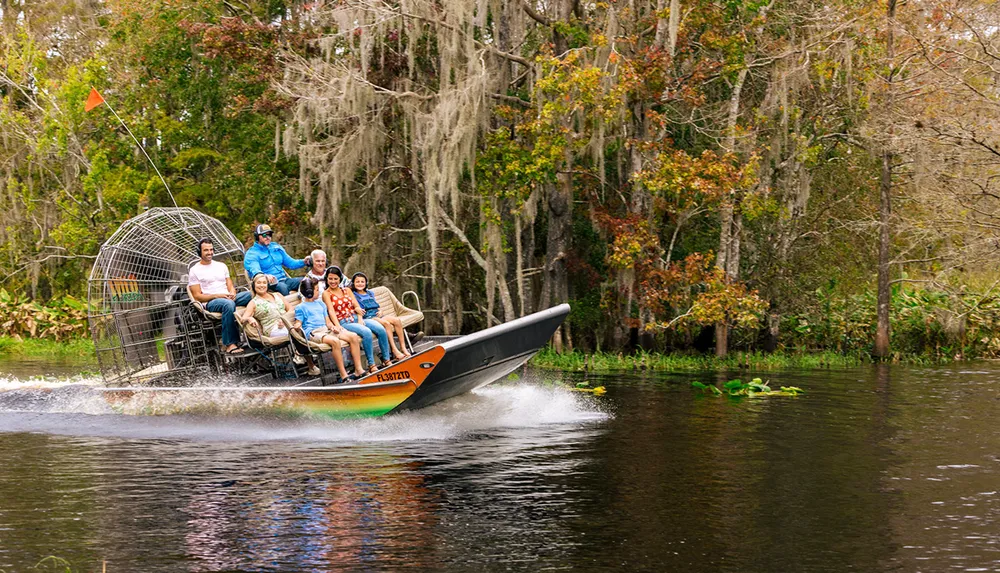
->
<box><xmin>305</xmin><ymin>249</ymin><xmax>331</xmax><ymax>296</ymax></box>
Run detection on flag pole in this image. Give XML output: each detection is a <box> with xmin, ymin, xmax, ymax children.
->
<box><xmin>89</xmin><ymin>88</ymin><xmax>178</xmax><ymax>208</ymax></box>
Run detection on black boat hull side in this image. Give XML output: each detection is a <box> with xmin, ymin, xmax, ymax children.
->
<box><xmin>393</xmin><ymin>304</ymin><xmax>570</xmax><ymax>411</ymax></box>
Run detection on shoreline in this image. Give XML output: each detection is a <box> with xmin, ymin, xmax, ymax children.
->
<box><xmin>0</xmin><ymin>336</ymin><xmax>954</xmax><ymax>372</ymax></box>
<box><xmin>528</xmin><ymin>348</ymin><xmax>947</xmax><ymax>372</ymax></box>
<box><xmin>0</xmin><ymin>337</ymin><xmax>96</xmax><ymax>360</ymax></box>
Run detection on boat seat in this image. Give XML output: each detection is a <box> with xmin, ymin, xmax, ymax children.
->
<box><xmin>280</xmin><ymin>309</ymin><xmax>348</xmax><ymax>352</ymax></box>
<box><xmin>235</xmin><ymin>306</ymin><xmax>290</xmax><ymax>348</ymax></box>
<box><xmin>283</xmin><ymin>293</ymin><xmax>301</xmax><ymax>310</ymax></box>
<box><xmin>186</xmin><ymin>284</ymin><xmax>222</xmax><ymax>321</ymax></box>
<box><xmin>370</xmin><ymin>286</ymin><xmax>424</xmax><ymax>328</ymax></box>
<box><xmin>235</xmin><ymin>304</ymin><xmax>294</xmax><ymax>378</ymax></box>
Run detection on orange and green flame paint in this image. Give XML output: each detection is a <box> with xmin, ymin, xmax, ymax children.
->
<box><xmin>101</xmin><ymin>346</ymin><xmax>447</xmax><ymax>420</ymax></box>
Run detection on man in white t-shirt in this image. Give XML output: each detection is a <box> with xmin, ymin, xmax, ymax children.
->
<box><xmin>189</xmin><ymin>239</ymin><xmax>243</xmax><ymax>354</ymax></box>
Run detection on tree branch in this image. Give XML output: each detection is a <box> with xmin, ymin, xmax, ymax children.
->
<box><xmin>520</xmin><ymin>0</ymin><xmax>551</xmax><ymax>27</ymax></box>
<box><xmin>489</xmin><ymin>93</ymin><xmax>531</xmax><ymax>107</ymax></box>
<box><xmin>439</xmin><ymin>209</ymin><xmax>488</xmax><ymax>270</ymax></box>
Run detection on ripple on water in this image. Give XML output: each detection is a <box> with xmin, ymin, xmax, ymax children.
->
<box><xmin>9</xmin><ymin>362</ymin><xmax>1000</xmax><ymax>572</ymax></box>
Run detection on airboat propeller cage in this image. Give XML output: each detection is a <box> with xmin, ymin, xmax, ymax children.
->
<box><xmin>87</xmin><ymin>207</ymin><xmax>248</xmax><ymax>385</ymax></box>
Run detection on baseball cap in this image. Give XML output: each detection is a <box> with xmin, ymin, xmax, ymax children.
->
<box><xmin>255</xmin><ymin>224</ymin><xmax>273</xmax><ymax>236</ymax></box>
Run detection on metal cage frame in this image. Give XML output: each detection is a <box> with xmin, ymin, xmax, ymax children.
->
<box><xmin>87</xmin><ymin>207</ymin><xmax>248</xmax><ymax>385</ymax></box>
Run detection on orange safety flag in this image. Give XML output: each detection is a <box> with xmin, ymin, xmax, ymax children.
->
<box><xmin>84</xmin><ymin>88</ymin><xmax>105</xmax><ymax>112</ymax></box>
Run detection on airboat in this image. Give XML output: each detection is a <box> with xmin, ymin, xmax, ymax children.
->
<box><xmin>86</xmin><ymin>207</ymin><xmax>569</xmax><ymax>418</ymax></box>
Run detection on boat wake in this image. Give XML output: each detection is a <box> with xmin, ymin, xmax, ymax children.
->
<box><xmin>0</xmin><ymin>374</ymin><xmax>608</xmax><ymax>442</ymax></box>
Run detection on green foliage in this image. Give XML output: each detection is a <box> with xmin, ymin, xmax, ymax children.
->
<box><xmin>1</xmin><ymin>0</ymin><xmax>996</xmax><ymax>369</ymax></box>
<box><xmin>691</xmin><ymin>381</ymin><xmax>723</xmax><ymax>395</ymax></box>
<box><xmin>33</xmin><ymin>556</ymin><xmax>75</xmax><ymax>573</ymax></box>
<box><xmin>531</xmin><ymin>348</ymin><xmax>861</xmax><ymax>372</ymax></box>
<box><xmin>0</xmin><ymin>0</ymin><xmax>308</xmax><ymax>302</ymax></box>
<box><xmin>0</xmin><ymin>289</ymin><xmax>88</xmax><ymax>342</ymax></box>
<box><xmin>779</xmin><ymin>285</ymin><xmax>1000</xmax><ymax>361</ymax></box>
<box><xmin>0</xmin><ymin>337</ymin><xmax>96</xmax><ymax>359</ymax></box>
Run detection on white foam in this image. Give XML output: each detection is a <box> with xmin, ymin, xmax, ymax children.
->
<box><xmin>320</xmin><ymin>383</ymin><xmax>609</xmax><ymax>442</ymax></box>
<box><xmin>0</xmin><ymin>373</ymin><xmax>609</xmax><ymax>443</ymax></box>
<box><xmin>0</xmin><ymin>373</ymin><xmax>103</xmax><ymax>390</ymax></box>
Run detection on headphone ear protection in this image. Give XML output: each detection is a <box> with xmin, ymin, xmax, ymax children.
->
<box><xmin>197</xmin><ymin>238</ymin><xmax>212</xmax><ymax>256</ymax></box>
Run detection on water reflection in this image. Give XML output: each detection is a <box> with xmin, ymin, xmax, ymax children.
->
<box><xmin>3</xmin><ymin>365</ymin><xmax>1000</xmax><ymax>571</ymax></box>
<box><xmin>179</xmin><ymin>454</ymin><xmax>441</xmax><ymax>571</ymax></box>
<box><xmin>0</xmin><ymin>355</ymin><xmax>96</xmax><ymax>379</ymax></box>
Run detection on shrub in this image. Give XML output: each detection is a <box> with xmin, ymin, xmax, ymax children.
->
<box><xmin>0</xmin><ymin>289</ymin><xmax>88</xmax><ymax>341</ymax></box>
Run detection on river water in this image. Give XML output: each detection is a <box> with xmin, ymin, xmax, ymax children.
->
<box><xmin>1</xmin><ymin>359</ymin><xmax>999</xmax><ymax>572</ymax></box>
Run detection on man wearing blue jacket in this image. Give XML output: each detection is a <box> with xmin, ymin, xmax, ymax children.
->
<box><xmin>243</xmin><ymin>224</ymin><xmax>308</xmax><ymax>296</ymax></box>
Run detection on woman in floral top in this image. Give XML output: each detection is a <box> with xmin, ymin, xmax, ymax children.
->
<box><xmin>243</xmin><ymin>273</ymin><xmax>288</xmax><ymax>337</ymax></box>
<box><xmin>322</xmin><ymin>266</ymin><xmax>393</xmax><ymax>372</ymax></box>
<box><xmin>242</xmin><ymin>273</ymin><xmax>321</xmax><ymax>376</ymax></box>
<box><xmin>241</xmin><ymin>274</ymin><xmax>287</xmax><ymax>337</ymax></box>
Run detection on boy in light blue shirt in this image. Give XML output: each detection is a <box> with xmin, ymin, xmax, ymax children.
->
<box><xmin>293</xmin><ymin>278</ymin><xmax>365</xmax><ymax>381</ymax></box>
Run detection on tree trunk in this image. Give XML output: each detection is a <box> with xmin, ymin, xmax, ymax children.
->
<box><xmin>496</xmin><ymin>0</ymin><xmax>514</xmax><ymax>90</ymax></box>
<box><xmin>653</xmin><ymin>0</ymin><xmax>681</xmax><ymax>57</ymax></box>
<box><xmin>544</xmin><ymin>170</ymin><xmax>573</xmax><ymax>351</ymax></box>
<box><xmin>654</xmin><ymin>0</ymin><xmax>668</xmax><ymax>49</ymax></box>
<box><xmin>668</xmin><ymin>0</ymin><xmax>681</xmax><ymax>58</ymax></box>
<box><xmin>515</xmin><ymin>213</ymin><xmax>526</xmax><ymax>317</ymax></box>
<box><xmin>874</xmin><ymin>0</ymin><xmax>896</xmax><ymax>359</ymax></box>
<box><xmin>874</xmin><ymin>149</ymin><xmax>892</xmax><ymax>358</ymax></box>
<box><xmin>543</xmin><ymin>0</ymin><xmax>576</xmax><ymax>351</ymax></box>
<box><xmin>726</xmin><ymin>209</ymin><xmax>742</xmax><ymax>279</ymax></box>
<box><xmin>714</xmin><ymin>67</ymin><xmax>748</xmax><ymax>358</ymax></box>
<box><xmin>438</xmin><ymin>257</ymin><xmax>463</xmax><ymax>336</ymax></box>
<box><xmin>629</xmin><ymin>100</ymin><xmax>655</xmax><ymax>350</ymax></box>
<box><xmin>522</xmin><ymin>205</ymin><xmax>538</xmax><ymax>315</ymax></box>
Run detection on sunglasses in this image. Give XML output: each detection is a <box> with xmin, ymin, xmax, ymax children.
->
<box><xmin>261</xmin><ymin>232</ymin><xmax>273</xmax><ymax>238</ymax></box>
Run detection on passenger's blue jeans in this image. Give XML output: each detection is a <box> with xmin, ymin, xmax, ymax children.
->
<box><xmin>234</xmin><ymin>291</ymin><xmax>253</xmax><ymax>307</ymax></box>
<box><xmin>271</xmin><ymin>277</ymin><xmax>301</xmax><ymax>296</ymax></box>
<box><xmin>363</xmin><ymin>319</ymin><xmax>392</xmax><ymax>361</ymax></box>
<box><xmin>205</xmin><ymin>298</ymin><xmax>239</xmax><ymax>346</ymax></box>
<box><xmin>340</xmin><ymin>320</ymin><xmax>374</xmax><ymax>366</ymax></box>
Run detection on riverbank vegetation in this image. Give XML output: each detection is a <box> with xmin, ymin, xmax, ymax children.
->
<box><xmin>0</xmin><ymin>290</ymin><xmax>88</xmax><ymax>342</ymax></box>
<box><xmin>532</xmin><ymin>349</ymin><xmax>863</xmax><ymax>372</ymax></box>
<box><xmin>3</xmin><ymin>0</ymin><xmax>1000</xmax><ymax>362</ymax></box>
<box><xmin>0</xmin><ymin>337</ymin><xmax>95</xmax><ymax>359</ymax></box>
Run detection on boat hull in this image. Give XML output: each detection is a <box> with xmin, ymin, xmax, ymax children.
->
<box><xmin>392</xmin><ymin>304</ymin><xmax>571</xmax><ymax>412</ymax></box>
<box><xmin>100</xmin><ymin>346</ymin><xmax>446</xmax><ymax>419</ymax></box>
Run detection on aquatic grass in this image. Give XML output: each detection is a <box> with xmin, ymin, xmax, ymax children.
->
<box><xmin>31</xmin><ymin>556</ymin><xmax>73</xmax><ymax>572</ymax></box>
<box><xmin>530</xmin><ymin>348</ymin><xmax>865</xmax><ymax>372</ymax></box>
<box><xmin>26</xmin><ymin>556</ymin><xmax>107</xmax><ymax>573</ymax></box>
<box><xmin>0</xmin><ymin>336</ymin><xmax>95</xmax><ymax>359</ymax></box>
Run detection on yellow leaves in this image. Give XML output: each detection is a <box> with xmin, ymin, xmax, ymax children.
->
<box><xmin>640</xmin><ymin>254</ymin><xmax>766</xmax><ymax>332</ymax></box>
<box><xmin>637</xmin><ymin>149</ymin><xmax>751</xmax><ymax>207</ymax></box>
<box><xmin>606</xmin><ymin>219</ymin><xmax>660</xmax><ymax>270</ymax></box>
<box><xmin>608</xmin><ymin>235</ymin><xmax>645</xmax><ymax>270</ymax></box>
<box><xmin>684</xmin><ymin>275</ymin><xmax>768</xmax><ymax>329</ymax></box>
<box><xmin>534</xmin><ymin>50</ymin><xmax>623</xmax><ymax>137</ymax></box>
